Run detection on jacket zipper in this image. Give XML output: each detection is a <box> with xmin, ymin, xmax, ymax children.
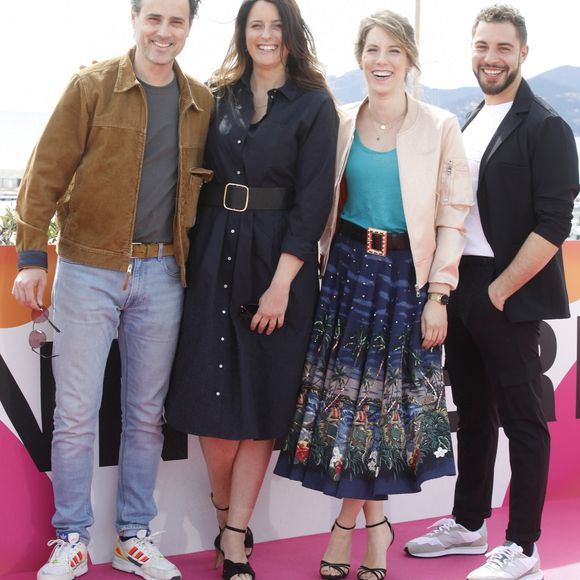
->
<box><xmin>443</xmin><ymin>161</ymin><xmax>453</xmax><ymax>203</ymax></box>
<box><xmin>123</xmin><ymin>261</ymin><xmax>133</xmax><ymax>291</ymax></box>
<box><xmin>175</xmin><ymin>99</ymin><xmax>185</xmax><ymax>284</ymax></box>
<box><xmin>125</xmin><ymin>83</ymin><xmax>148</xmax><ymax>286</ymax></box>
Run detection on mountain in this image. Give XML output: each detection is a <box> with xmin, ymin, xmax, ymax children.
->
<box><xmin>328</xmin><ymin>65</ymin><xmax>580</xmax><ymax>134</ymax></box>
<box><xmin>1</xmin><ymin>66</ymin><xmax>579</xmax><ymax>173</ymax></box>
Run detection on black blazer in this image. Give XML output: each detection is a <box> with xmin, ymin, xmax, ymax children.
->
<box><xmin>463</xmin><ymin>79</ymin><xmax>579</xmax><ymax>322</ymax></box>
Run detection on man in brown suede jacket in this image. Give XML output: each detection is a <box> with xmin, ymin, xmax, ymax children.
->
<box><xmin>12</xmin><ymin>1</ymin><xmax>213</xmax><ymax>579</ymax></box>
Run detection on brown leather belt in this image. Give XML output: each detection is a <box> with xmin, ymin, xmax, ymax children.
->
<box><xmin>131</xmin><ymin>242</ymin><xmax>174</xmax><ymax>259</ymax></box>
<box><xmin>339</xmin><ymin>220</ymin><xmax>410</xmax><ymax>256</ymax></box>
<box><xmin>199</xmin><ymin>181</ymin><xmax>294</xmax><ymax>212</ymax></box>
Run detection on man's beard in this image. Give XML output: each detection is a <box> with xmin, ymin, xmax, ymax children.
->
<box><xmin>474</xmin><ymin>66</ymin><xmax>519</xmax><ymax>96</ymax></box>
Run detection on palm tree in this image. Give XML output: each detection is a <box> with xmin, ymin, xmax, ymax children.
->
<box><xmin>345</xmin><ymin>329</ymin><xmax>370</xmax><ymax>366</ymax></box>
<box><xmin>322</xmin><ymin>365</ymin><xmax>350</xmax><ymax>413</ymax></box>
<box><xmin>372</xmin><ymin>334</ymin><xmax>388</xmax><ymax>380</ymax></box>
<box><xmin>312</xmin><ymin>314</ymin><xmax>332</xmax><ymax>356</ymax></box>
<box><xmin>331</xmin><ymin>317</ymin><xmax>343</xmax><ymax>352</ymax></box>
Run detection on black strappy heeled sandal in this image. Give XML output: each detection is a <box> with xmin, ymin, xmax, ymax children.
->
<box><xmin>320</xmin><ymin>519</ymin><xmax>356</xmax><ymax>579</ymax></box>
<box><xmin>356</xmin><ymin>517</ymin><xmax>395</xmax><ymax>580</ymax></box>
<box><xmin>222</xmin><ymin>525</ymin><xmax>256</xmax><ymax>580</ymax></box>
<box><xmin>211</xmin><ymin>493</ymin><xmax>254</xmax><ymax>568</ymax></box>
<box><xmin>212</xmin><ymin>493</ymin><xmax>229</xmax><ymax>569</ymax></box>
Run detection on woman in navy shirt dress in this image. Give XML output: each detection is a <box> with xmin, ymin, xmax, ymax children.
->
<box><xmin>166</xmin><ymin>1</ymin><xmax>338</xmax><ymax>578</ymax></box>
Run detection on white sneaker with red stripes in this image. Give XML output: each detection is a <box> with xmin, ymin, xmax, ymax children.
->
<box><xmin>37</xmin><ymin>533</ymin><xmax>88</xmax><ymax>580</ymax></box>
<box><xmin>112</xmin><ymin>530</ymin><xmax>181</xmax><ymax>580</ymax></box>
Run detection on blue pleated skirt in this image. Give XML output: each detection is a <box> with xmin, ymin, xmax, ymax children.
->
<box><xmin>274</xmin><ymin>232</ymin><xmax>456</xmax><ymax>499</ymax></box>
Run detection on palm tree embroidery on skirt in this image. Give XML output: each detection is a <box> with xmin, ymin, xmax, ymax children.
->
<box><xmin>276</xmin><ymin>234</ymin><xmax>455</xmax><ymax>498</ymax></box>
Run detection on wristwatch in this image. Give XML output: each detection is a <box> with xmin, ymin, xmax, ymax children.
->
<box><xmin>427</xmin><ymin>292</ymin><xmax>450</xmax><ymax>305</ymax></box>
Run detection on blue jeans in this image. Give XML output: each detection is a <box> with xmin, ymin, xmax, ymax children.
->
<box><xmin>50</xmin><ymin>254</ymin><xmax>184</xmax><ymax>544</ymax></box>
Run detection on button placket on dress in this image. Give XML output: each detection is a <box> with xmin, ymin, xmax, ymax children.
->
<box><xmin>215</xmin><ymin>121</ymin><xmax>247</xmax><ymax>401</ymax></box>
<box><xmin>217</xmin><ymin>216</ymin><xmax>238</xmax><ymax>399</ymax></box>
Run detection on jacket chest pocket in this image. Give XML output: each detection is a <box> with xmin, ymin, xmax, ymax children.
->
<box><xmin>438</xmin><ymin>158</ymin><xmax>472</xmax><ymax>205</ymax></box>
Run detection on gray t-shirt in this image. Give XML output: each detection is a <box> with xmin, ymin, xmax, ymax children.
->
<box><xmin>133</xmin><ymin>77</ymin><xmax>180</xmax><ymax>243</ymax></box>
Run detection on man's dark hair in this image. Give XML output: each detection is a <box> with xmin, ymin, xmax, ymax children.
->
<box><xmin>473</xmin><ymin>4</ymin><xmax>527</xmax><ymax>45</ymax></box>
<box><xmin>131</xmin><ymin>0</ymin><xmax>201</xmax><ymax>23</ymax></box>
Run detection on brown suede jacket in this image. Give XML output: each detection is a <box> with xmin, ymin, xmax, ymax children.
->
<box><xmin>15</xmin><ymin>47</ymin><xmax>214</xmax><ymax>286</ymax></box>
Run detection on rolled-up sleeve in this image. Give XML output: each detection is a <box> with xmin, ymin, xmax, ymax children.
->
<box><xmin>531</xmin><ymin>116</ymin><xmax>578</xmax><ymax>246</ymax></box>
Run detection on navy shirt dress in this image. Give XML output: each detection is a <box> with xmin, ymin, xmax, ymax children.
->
<box><xmin>166</xmin><ymin>77</ymin><xmax>338</xmax><ymax>440</ymax></box>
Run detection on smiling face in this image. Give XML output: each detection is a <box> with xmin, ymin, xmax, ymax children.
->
<box><xmin>472</xmin><ymin>20</ymin><xmax>528</xmax><ymax>104</ymax></box>
<box><xmin>245</xmin><ymin>0</ymin><xmax>288</xmax><ymax>74</ymax></box>
<box><xmin>132</xmin><ymin>0</ymin><xmax>191</xmax><ymax>81</ymax></box>
<box><xmin>360</xmin><ymin>26</ymin><xmax>409</xmax><ymax>98</ymax></box>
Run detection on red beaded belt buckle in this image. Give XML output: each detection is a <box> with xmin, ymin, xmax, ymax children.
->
<box><xmin>366</xmin><ymin>228</ymin><xmax>388</xmax><ymax>256</ymax></box>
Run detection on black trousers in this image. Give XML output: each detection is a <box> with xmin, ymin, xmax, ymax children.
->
<box><xmin>446</xmin><ymin>256</ymin><xmax>550</xmax><ymax>545</ymax></box>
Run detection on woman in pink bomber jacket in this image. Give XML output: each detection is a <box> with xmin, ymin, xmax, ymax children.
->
<box><xmin>275</xmin><ymin>9</ymin><xmax>473</xmax><ymax>580</ymax></box>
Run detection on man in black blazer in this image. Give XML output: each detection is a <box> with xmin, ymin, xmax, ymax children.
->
<box><xmin>405</xmin><ymin>5</ymin><xmax>579</xmax><ymax>580</ymax></box>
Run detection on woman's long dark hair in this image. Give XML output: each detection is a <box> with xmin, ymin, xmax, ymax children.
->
<box><xmin>210</xmin><ymin>0</ymin><xmax>329</xmax><ymax>94</ymax></box>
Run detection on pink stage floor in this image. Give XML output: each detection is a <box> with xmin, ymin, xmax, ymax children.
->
<box><xmin>5</xmin><ymin>496</ymin><xmax>579</xmax><ymax>580</ymax></box>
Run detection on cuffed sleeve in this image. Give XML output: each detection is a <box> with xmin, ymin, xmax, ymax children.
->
<box><xmin>17</xmin><ymin>250</ymin><xmax>49</xmax><ymax>270</ymax></box>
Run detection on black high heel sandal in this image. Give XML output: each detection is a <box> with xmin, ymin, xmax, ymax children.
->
<box><xmin>356</xmin><ymin>517</ymin><xmax>395</xmax><ymax>580</ymax></box>
<box><xmin>212</xmin><ymin>493</ymin><xmax>229</xmax><ymax>569</ymax></box>
<box><xmin>214</xmin><ymin>527</ymin><xmax>225</xmax><ymax>570</ymax></box>
<box><xmin>211</xmin><ymin>493</ymin><xmax>254</xmax><ymax>567</ymax></box>
<box><xmin>222</xmin><ymin>525</ymin><xmax>256</xmax><ymax>580</ymax></box>
<box><xmin>320</xmin><ymin>519</ymin><xmax>356</xmax><ymax>579</ymax></box>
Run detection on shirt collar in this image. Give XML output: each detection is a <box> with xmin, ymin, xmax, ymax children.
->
<box><xmin>115</xmin><ymin>47</ymin><xmax>202</xmax><ymax>112</ymax></box>
<box><xmin>239</xmin><ymin>68</ymin><xmax>301</xmax><ymax>102</ymax></box>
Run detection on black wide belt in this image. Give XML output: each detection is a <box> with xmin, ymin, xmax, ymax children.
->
<box><xmin>199</xmin><ymin>181</ymin><xmax>294</xmax><ymax>212</ymax></box>
<box><xmin>339</xmin><ymin>219</ymin><xmax>410</xmax><ymax>256</ymax></box>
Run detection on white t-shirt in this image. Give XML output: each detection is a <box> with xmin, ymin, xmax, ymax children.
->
<box><xmin>462</xmin><ymin>101</ymin><xmax>513</xmax><ymax>256</ymax></box>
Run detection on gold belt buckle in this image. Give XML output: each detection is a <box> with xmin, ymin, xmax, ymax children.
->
<box><xmin>223</xmin><ymin>183</ymin><xmax>249</xmax><ymax>212</ymax></box>
<box><xmin>366</xmin><ymin>228</ymin><xmax>388</xmax><ymax>256</ymax></box>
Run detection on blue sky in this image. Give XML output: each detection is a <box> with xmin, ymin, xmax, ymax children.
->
<box><xmin>2</xmin><ymin>0</ymin><xmax>579</xmax><ymax>114</ymax></box>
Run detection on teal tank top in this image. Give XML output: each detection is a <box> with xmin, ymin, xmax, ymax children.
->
<box><xmin>341</xmin><ymin>131</ymin><xmax>407</xmax><ymax>233</ymax></box>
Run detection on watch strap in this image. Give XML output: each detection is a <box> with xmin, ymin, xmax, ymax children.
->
<box><xmin>427</xmin><ymin>292</ymin><xmax>449</xmax><ymax>305</ymax></box>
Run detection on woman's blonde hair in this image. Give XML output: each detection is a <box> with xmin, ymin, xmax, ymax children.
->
<box><xmin>354</xmin><ymin>10</ymin><xmax>420</xmax><ymax>75</ymax></box>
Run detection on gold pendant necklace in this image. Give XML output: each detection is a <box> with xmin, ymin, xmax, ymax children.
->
<box><xmin>368</xmin><ymin>99</ymin><xmax>408</xmax><ymax>141</ymax></box>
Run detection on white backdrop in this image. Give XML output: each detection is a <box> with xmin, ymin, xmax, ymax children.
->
<box><xmin>1</xmin><ymin>298</ymin><xmax>577</xmax><ymax>564</ymax></box>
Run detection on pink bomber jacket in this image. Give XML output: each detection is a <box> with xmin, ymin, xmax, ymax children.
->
<box><xmin>319</xmin><ymin>94</ymin><xmax>473</xmax><ymax>292</ymax></box>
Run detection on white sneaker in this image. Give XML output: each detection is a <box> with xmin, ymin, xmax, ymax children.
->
<box><xmin>467</xmin><ymin>543</ymin><xmax>543</xmax><ymax>580</ymax></box>
<box><xmin>37</xmin><ymin>533</ymin><xmax>88</xmax><ymax>580</ymax></box>
<box><xmin>112</xmin><ymin>530</ymin><xmax>181</xmax><ymax>580</ymax></box>
<box><xmin>405</xmin><ymin>518</ymin><xmax>488</xmax><ymax>557</ymax></box>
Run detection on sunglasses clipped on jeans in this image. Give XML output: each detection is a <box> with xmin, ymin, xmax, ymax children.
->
<box><xmin>29</xmin><ymin>307</ymin><xmax>61</xmax><ymax>358</ymax></box>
